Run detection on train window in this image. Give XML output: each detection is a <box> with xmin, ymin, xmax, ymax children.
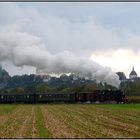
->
<box><xmin>1</xmin><ymin>96</ymin><xmax>3</xmax><ymax>99</ymax></box>
<box><xmin>39</xmin><ymin>95</ymin><xmax>42</xmax><ymax>98</ymax></box>
<box><xmin>27</xmin><ymin>95</ymin><xmax>29</xmax><ymax>98</ymax></box>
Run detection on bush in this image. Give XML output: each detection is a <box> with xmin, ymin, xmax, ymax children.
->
<box><xmin>127</xmin><ymin>96</ymin><xmax>140</xmax><ymax>103</ymax></box>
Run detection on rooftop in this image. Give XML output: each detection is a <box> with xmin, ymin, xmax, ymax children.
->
<box><xmin>129</xmin><ymin>67</ymin><xmax>137</xmax><ymax>76</ymax></box>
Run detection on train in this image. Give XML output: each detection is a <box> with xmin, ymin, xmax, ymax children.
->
<box><xmin>0</xmin><ymin>89</ymin><xmax>127</xmax><ymax>103</ymax></box>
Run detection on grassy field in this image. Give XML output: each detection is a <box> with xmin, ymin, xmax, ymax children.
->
<box><xmin>0</xmin><ymin>104</ymin><xmax>140</xmax><ymax>138</ymax></box>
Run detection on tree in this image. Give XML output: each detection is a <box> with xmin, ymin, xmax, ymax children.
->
<box><xmin>35</xmin><ymin>84</ymin><xmax>52</xmax><ymax>93</ymax></box>
<box><xmin>15</xmin><ymin>87</ymin><xmax>25</xmax><ymax>93</ymax></box>
<box><xmin>116</xmin><ymin>72</ymin><xmax>127</xmax><ymax>80</ymax></box>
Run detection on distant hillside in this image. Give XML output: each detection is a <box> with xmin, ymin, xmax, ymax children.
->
<box><xmin>6</xmin><ymin>74</ymin><xmax>43</xmax><ymax>88</ymax></box>
<box><xmin>0</xmin><ymin>65</ymin><xmax>117</xmax><ymax>93</ymax></box>
<box><xmin>0</xmin><ymin>65</ymin><xmax>11</xmax><ymax>88</ymax></box>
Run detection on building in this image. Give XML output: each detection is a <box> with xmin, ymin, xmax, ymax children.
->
<box><xmin>129</xmin><ymin>67</ymin><xmax>137</xmax><ymax>80</ymax></box>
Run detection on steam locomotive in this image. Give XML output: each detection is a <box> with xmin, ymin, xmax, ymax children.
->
<box><xmin>0</xmin><ymin>89</ymin><xmax>126</xmax><ymax>103</ymax></box>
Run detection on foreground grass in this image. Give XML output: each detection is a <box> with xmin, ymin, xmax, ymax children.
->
<box><xmin>0</xmin><ymin>104</ymin><xmax>140</xmax><ymax>138</ymax></box>
<box><xmin>0</xmin><ymin>104</ymin><xmax>18</xmax><ymax>114</ymax></box>
<box><xmin>36</xmin><ymin>106</ymin><xmax>50</xmax><ymax>138</ymax></box>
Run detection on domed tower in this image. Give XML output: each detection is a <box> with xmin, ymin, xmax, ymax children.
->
<box><xmin>129</xmin><ymin>67</ymin><xmax>137</xmax><ymax>79</ymax></box>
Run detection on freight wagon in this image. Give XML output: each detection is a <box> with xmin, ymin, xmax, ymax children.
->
<box><xmin>0</xmin><ymin>90</ymin><xmax>126</xmax><ymax>103</ymax></box>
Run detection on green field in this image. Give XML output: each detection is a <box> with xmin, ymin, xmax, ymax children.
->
<box><xmin>0</xmin><ymin>104</ymin><xmax>140</xmax><ymax>138</ymax></box>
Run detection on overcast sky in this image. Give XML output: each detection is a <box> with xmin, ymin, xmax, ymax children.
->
<box><xmin>0</xmin><ymin>2</ymin><xmax>140</xmax><ymax>78</ymax></box>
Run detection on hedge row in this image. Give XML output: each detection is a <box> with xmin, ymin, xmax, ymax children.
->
<box><xmin>126</xmin><ymin>96</ymin><xmax>140</xmax><ymax>103</ymax></box>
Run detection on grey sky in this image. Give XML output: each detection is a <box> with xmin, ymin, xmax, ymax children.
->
<box><xmin>0</xmin><ymin>2</ymin><xmax>140</xmax><ymax>77</ymax></box>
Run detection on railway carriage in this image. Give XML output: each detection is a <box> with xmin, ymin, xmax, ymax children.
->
<box><xmin>0</xmin><ymin>93</ymin><xmax>15</xmax><ymax>103</ymax></box>
<box><xmin>76</xmin><ymin>91</ymin><xmax>93</xmax><ymax>102</ymax></box>
<box><xmin>14</xmin><ymin>93</ymin><xmax>35</xmax><ymax>103</ymax></box>
<box><xmin>0</xmin><ymin>93</ymin><xmax>35</xmax><ymax>103</ymax></box>
<box><xmin>36</xmin><ymin>92</ymin><xmax>76</xmax><ymax>103</ymax></box>
<box><xmin>0</xmin><ymin>90</ymin><xmax>126</xmax><ymax>103</ymax></box>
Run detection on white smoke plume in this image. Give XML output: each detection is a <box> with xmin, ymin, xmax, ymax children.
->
<box><xmin>0</xmin><ymin>23</ymin><xmax>120</xmax><ymax>88</ymax></box>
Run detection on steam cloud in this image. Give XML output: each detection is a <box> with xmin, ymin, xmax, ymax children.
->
<box><xmin>0</xmin><ymin>23</ymin><xmax>120</xmax><ymax>88</ymax></box>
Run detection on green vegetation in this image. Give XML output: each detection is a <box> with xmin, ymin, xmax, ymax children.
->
<box><xmin>0</xmin><ymin>66</ymin><xmax>118</xmax><ymax>94</ymax></box>
<box><xmin>95</xmin><ymin>103</ymin><xmax>140</xmax><ymax>111</ymax></box>
<box><xmin>0</xmin><ymin>104</ymin><xmax>140</xmax><ymax>138</ymax></box>
<box><xmin>36</xmin><ymin>106</ymin><xmax>50</xmax><ymax>138</ymax></box>
<box><xmin>121</xmin><ymin>80</ymin><xmax>140</xmax><ymax>96</ymax></box>
<box><xmin>0</xmin><ymin>104</ymin><xmax>17</xmax><ymax>114</ymax></box>
<box><xmin>127</xmin><ymin>96</ymin><xmax>140</xmax><ymax>103</ymax></box>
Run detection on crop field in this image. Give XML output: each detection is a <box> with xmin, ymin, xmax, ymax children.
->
<box><xmin>0</xmin><ymin>104</ymin><xmax>140</xmax><ymax>138</ymax></box>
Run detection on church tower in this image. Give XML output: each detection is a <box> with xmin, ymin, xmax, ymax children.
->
<box><xmin>129</xmin><ymin>67</ymin><xmax>137</xmax><ymax>79</ymax></box>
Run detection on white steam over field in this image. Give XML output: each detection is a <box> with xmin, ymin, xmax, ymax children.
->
<box><xmin>0</xmin><ymin>23</ymin><xmax>120</xmax><ymax>88</ymax></box>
